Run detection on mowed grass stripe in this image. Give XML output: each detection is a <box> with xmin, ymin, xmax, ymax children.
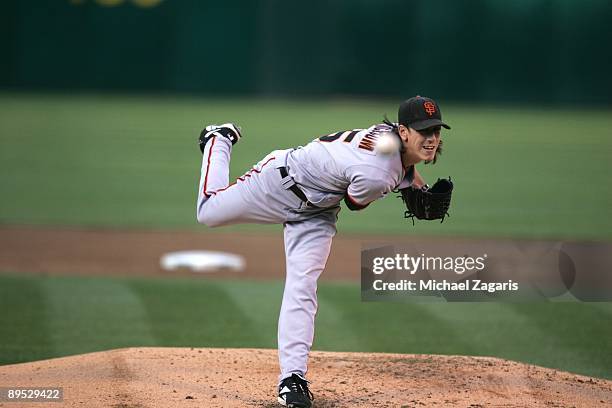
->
<box><xmin>588</xmin><ymin>302</ymin><xmax>612</xmax><ymax>317</ymax></box>
<box><xmin>507</xmin><ymin>303</ymin><xmax>612</xmax><ymax>379</ymax></box>
<box><xmin>314</xmin><ymin>290</ymin><xmax>370</xmax><ymax>352</ymax></box>
<box><xmin>217</xmin><ymin>280</ymin><xmax>283</xmax><ymax>348</ymax></box>
<box><xmin>128</xmin><ymin>278</ymin><xmax>266</xmax><ymax>348</ymax></box>
<box><xmin>315</xmin><ymin>283</ymin><xmax>477</xmax><ymax>355</ymax></box>
<box><xmin>418</xmin><ymin>303</ymin><xmax>551</xmax><ymax>356</ymax></box>
<box><xmin>316</xmin><ymin>287</ymin><xmax>612</xmax><ymax>379</ymax></box>
<box><xmin>420</xmin><ymin>303</ymin><xmax>579</xmax><ymax>364</ymax></box>
<box><xmin>0</xmin><ymin>274</ymin><xmax>53</xmax><ymax>365</ymax></box>
<box><xmin>40</xmin><ymin>276</ymin><xmax>157</xmax><ymax>358</ymax></box>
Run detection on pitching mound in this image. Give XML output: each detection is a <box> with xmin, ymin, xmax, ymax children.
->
<box><xmin>1</xmin><ymin>348</ymin><xmax>610</xmax><ymax>407</ymax></box>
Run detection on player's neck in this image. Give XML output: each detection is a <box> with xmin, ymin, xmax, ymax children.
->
<box><xmin>401</xmin><ymin>151</ymin><xmax>420</xmax><ymax>168</ymax></box>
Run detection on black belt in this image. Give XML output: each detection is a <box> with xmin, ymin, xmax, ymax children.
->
<box><xmin>279</xmin><ymin>167</ymin><xmax>310</xmax><ymax>203</ymax></box>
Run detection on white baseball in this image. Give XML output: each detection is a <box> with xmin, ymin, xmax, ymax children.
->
<box><xmin>375</xmin><ymin>132</ymin><xmax>400</xmax><ymax>155</ymax></box>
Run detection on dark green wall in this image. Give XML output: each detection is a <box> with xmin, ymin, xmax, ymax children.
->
<box><xmin>2</xmin><ymin>0</ymin><xmax>611</xmax><ymax>104</ymax></box>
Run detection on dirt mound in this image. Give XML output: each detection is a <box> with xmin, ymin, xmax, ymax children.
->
<box><xmin>1</xmin><ymin>348</ymin><xmax>610</xmax><ymax>407</ymax></box>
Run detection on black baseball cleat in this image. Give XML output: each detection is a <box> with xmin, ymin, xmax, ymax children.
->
<box><xmin>198</xmin><ymin>123</ymin><xmax>242</xmax><ymax>153</ymax></box>
<box><xmin>277</xmin><ymin>373</ymin><xmax>314</xmax><ymax>408</ymax></box>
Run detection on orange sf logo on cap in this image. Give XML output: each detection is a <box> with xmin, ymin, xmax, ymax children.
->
<box><xmin>423</xmin><ymin>101</ymin><xmax>436</xmax><ymax>116</ymax></box>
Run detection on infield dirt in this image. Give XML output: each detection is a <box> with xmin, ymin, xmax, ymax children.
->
<box><xmin>3</xmin><ymin>225</ymin><xmax>605</xmax><ymax>282</ymax></box>
<box><xmin>1</xmin><ymin>347</ymin><xmax>611</xmax><ymax>407</ymax></box>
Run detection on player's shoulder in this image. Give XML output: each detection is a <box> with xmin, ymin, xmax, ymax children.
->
<box><xmin>313</xmin><ymin>122</ymin><xmax>400</xmax><ymax>164</ymax></box>
<box><xmin>359</xmin><ymin>123</ymin><xmax>401</xmax><ymax>163</ymax></box>
<box><xmin>356</xmin><ymin>122</ymin><xmax>399</xmax><ymax>152</ymax></box>
<box><xmin>348</xmin><ymin>123</ymin><xmax>403</xmax><ymax>182</ymax></box>
<box><xmin>316</xmin><ymin>122</ymin><xmax>395</xmax><ymax>142</ymax></box>
<box><xmin>366</xmin><ymin>122</ymin><xmax>397</xmax><ymax>134</ymax></box>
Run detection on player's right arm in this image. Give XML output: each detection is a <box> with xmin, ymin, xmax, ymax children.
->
<box><xmin>343</xmin><ymin>167</ymin><xmax>396</xmax><ymax>211</ymax></box>
<box><xmin>344</xmin><ymin>194</ymin><xmax>369</xmax><ymax>211</ymax></box>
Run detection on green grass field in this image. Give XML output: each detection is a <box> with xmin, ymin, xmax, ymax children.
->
<box><xmin>1</xmin><ymin>273</ymin><xmax>611</xmax><ymax>379</ymax></box>
<box><xmin>0</xmin><ymin>92</ymin><xmax>611</xmax><ymax>240</ymax></box>
<box><xmin>1</xmin><ymin>93</ymin><xmax>611</xmax><ymax>380</ymax></box>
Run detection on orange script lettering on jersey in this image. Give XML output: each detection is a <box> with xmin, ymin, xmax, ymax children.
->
<box><xmin>358</xmin><ymin>133</ymin><xmax>377</xmax><ymax>151</ymax></box>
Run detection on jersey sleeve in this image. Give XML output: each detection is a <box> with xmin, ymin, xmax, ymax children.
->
<box><xmin>395</xmin><ymin>165</ymin><xmax>415</xmax><ymax>190</ymax></box>
<box><xmin>344</xmin><ymin>167</ymin><xmax>397</xmax><ymax>211</ymax></box>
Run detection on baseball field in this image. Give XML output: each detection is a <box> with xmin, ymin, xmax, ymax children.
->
<box><xmin>1</xmin><ymin>93</ymin><xmax>611</xmax><ymax>406</ymax></box>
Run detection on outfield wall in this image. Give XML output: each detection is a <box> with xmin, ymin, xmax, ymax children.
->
<box><xmin>1</xmin><ymin>0</ymin><xmax>611</xmax><ymax>104</ymax></box>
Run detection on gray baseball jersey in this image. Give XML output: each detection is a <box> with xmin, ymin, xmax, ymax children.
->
<box><xmin>287</xmin><ymin>123</ymin><xmax>415</xmax><ymax>209</ymax></box>
<box><xmin>196</xmin><ymin>123</ymin><xmax>414</xmax><ymax>383</ymax></box>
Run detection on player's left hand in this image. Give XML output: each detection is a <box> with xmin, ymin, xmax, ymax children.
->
<box><xmin>398</xmin><ymin>177</ymin><xmax>453</xmax><ymax>224</ymax></box>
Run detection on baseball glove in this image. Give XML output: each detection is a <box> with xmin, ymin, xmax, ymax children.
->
<box><xmin>398</xmin><ymin>177</ymin><xmax>453</xmax><ymax>224</ymax></box>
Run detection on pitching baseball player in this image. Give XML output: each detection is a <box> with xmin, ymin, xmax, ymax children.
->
<box><xmin>195</xmin><ymin>96</ymin><xmax>452</xmax><ymax>407</ymax></box>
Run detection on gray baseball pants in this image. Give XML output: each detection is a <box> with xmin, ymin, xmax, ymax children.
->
<box><xmin>196</xmin><ymin>136</ymin><xmax>339</xmax><ymax>383</ymax></box>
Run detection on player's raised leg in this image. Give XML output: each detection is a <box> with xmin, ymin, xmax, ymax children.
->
<box><xmin>196</xmin><ymin>123</ymin><xmax>241</xmax><ymax>207</ymax></box>
<box><xmin>196</xmin><ymin>123</ymin><xmax>297</xmax><ymax>227</ymax></box>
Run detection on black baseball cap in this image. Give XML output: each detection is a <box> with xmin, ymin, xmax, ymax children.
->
<box><xmin>398</xmin><ymin>96</ymin><xmax>451</xmax><ymax>131</ymax></box>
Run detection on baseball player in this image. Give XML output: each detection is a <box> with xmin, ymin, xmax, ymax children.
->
<box><xmin>195</xmin><ymin>96</ymin><xmax>451</xmax><ymax>408</ymax></box>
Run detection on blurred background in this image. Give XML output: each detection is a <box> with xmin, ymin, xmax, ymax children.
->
<box><xmin>2</xmin><ymin>0</ymin><xmax>612</xmax><ymax>104</ymax></box>
<box><xmin>1</xmin><ymin>0</ymin><xmax>611</xmax><ymax>238</ymax></box>
<box><xmin>1</xmin><ymin>0</ymin><xmax>611</xmax><ymax>380</ymax></box>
